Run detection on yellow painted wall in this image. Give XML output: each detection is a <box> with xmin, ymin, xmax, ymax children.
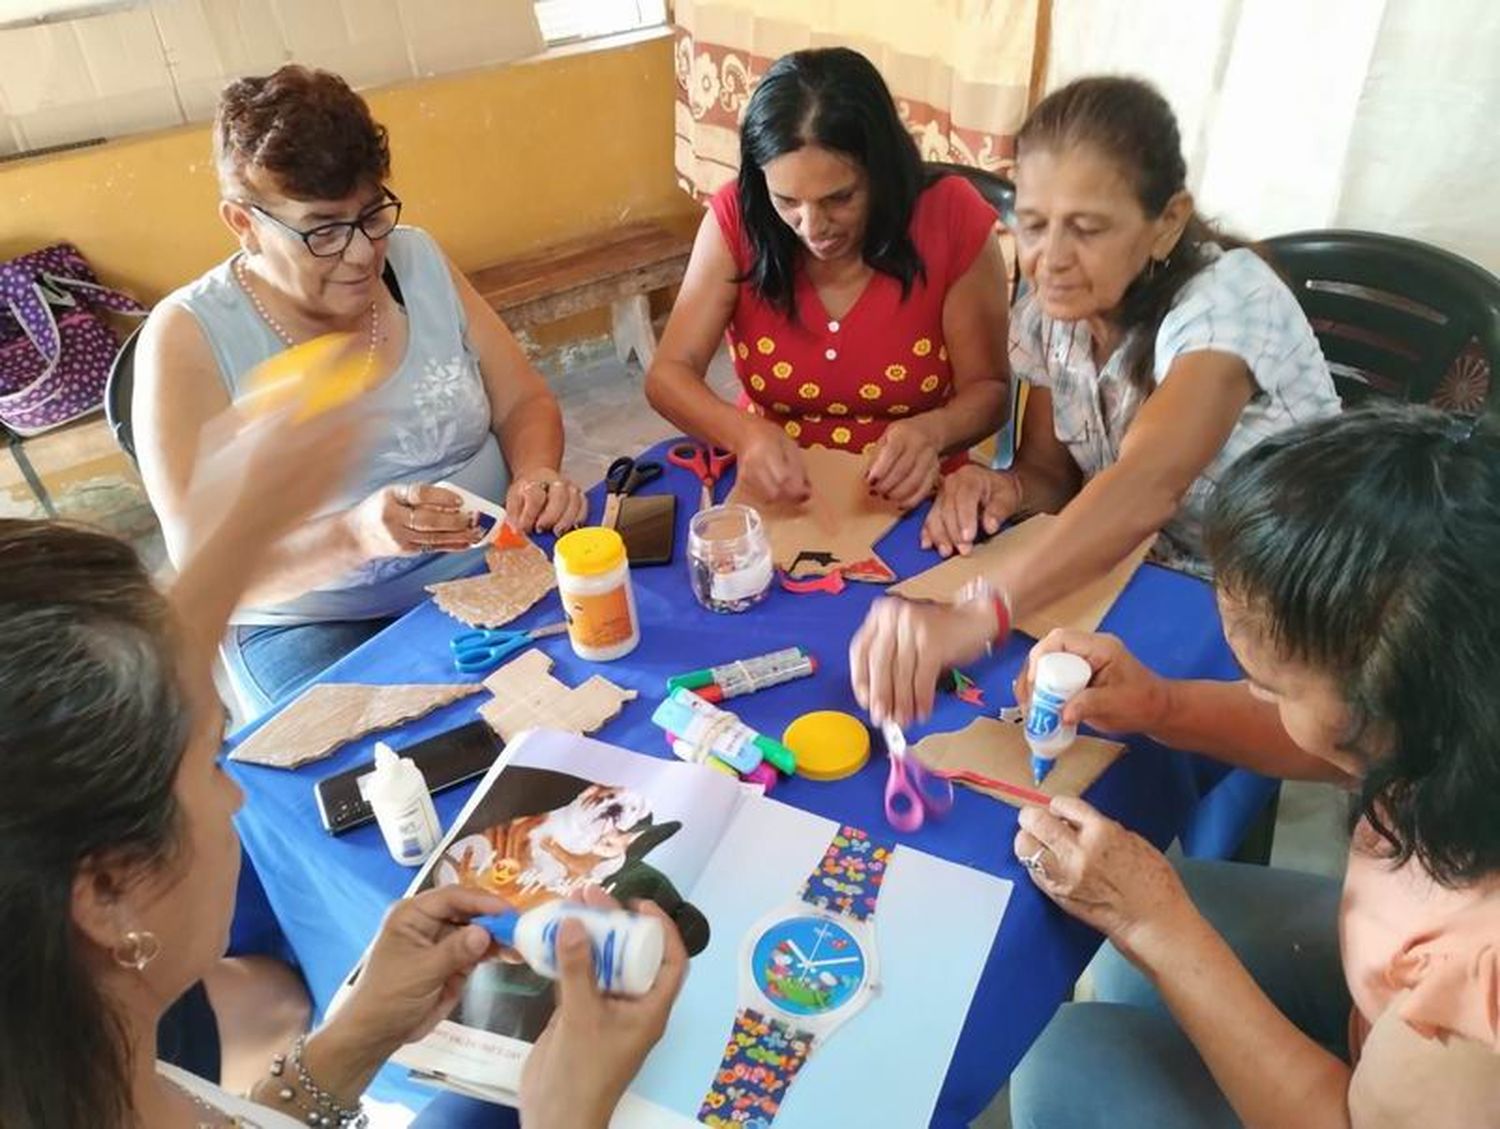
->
<box><xmin>0</xmin><ymin>34</ymin><xmax>698</xmax><ymax>311</ymax></box>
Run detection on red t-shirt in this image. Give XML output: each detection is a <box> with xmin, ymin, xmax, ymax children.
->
<box><xmin>710</xmin><ymin>174</ymin><xmax>998</xmax><ymax>453</ymax></box>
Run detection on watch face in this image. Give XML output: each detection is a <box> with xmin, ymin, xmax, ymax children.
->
<box><xmin>750</xmin><ymin>914</ymin><xmax>868</xmax><ymax>1017</ymax></box>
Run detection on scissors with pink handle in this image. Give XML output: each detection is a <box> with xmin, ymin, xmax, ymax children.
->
<box><xmin>667</xmin><ymin>441</ymin><xmax>735</xmax><ymax>511</ymax></box>
<box><xmin>882</xmin><ymin>720</ymin><xmax>954</xmax><ymax>832</ymax></box>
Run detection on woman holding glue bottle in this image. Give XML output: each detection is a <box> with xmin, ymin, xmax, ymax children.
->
<box><xmin>944</xmin><ymin>407</ymin><xmax>1500</xmax><ymax>1126</ymax></box>
<box><xmin>0</xmin><ymin>394</ymin><xmax>687</xmax><ymax>1128</ymax></box>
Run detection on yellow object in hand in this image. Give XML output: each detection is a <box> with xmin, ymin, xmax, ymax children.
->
<box><xmin>243</xmin><ymin>332</ymin><xmax>374</xmax><ymax>420</ymax></box>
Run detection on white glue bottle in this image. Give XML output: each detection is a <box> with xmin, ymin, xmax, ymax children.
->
<box><xmin>366</xmin><ymin>741</ymin><xmax>442</xmax><ymax>866</ymax></box>
<box><xmin>475</xmin><ymin>903</ymin><xmax>665</xmax><ymax>996</ymax></box>
<box><xmin>1024</xmin><ymin>652</ymin><xmax>1094</xmax><ymax>784</ymax></box>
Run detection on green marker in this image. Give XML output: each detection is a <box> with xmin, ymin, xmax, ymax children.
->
<box><xmin>753</xmin><ymin>733</ymin><xmax>798</xmax><ymax>775</ymax></box>
<box><xmin>666</xmin><ymin>668</ymin><xmax>716</xmax><ymax>694</ymax></box>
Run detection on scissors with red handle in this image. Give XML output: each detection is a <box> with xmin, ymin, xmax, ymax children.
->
<box><xmin>667</xmin><ymin>441</ymin><xmax>735</xmax><ymax>511</ymax></box>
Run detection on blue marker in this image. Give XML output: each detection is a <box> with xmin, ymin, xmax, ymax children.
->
<box><xmin>1023</xmin><ymin>652</ymin><xmax>1094</xmax><ymax>783</ymax></box>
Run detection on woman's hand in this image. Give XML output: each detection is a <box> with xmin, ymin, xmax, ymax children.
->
<box><xmin>865</xmin><ymin>418</ymin><xmax>942</xmax><ymax>510</ymax></box>
<box><xmin>1015</xmin><ymin>630</ymin><xmax>1172</xmax><ymax>736</ymax></box>
<box><xmin>850</xmin><ymin>595</ymin><xmax>998</xmax><ymax>727</ymax></box>
<box><xmin>521</xmin><ymin>891</ymin><xmax>689</xmax><ymax>1129</ymax></box>
<box><xmin>736</xmin><ymin>419</ymin><xmax>812</xmax><ymax>504</ymax></box>
<box><xmin>921</xmin><ymin>464</ymin><xmax>1023</xmax><ymax>557</ymax></box>
<box><xmin>179</xmin><ymin>402</ymin><xmax>366</xmax><ymax>556</ymax></box>
<box><xmin>348</xmin><ymin>484</ymin><xmax>482</xmax><ymax>558</ymax></box>
<box><xmin>1014</xmin><ymin>796</ymin><xmax>1199</xmax><ymax>966</ymax></box>
<box><xmin>506</xmin><ymin>467</ymin><xmax>588</xmax><ymax>534</ymax></box>
<box><xmin>330</xmin><ymin>886</ymin><xmax>506</xmax><ymax>1058</ymax></box>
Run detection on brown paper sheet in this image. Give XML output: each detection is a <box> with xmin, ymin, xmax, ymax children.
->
<box><xmin>228</xmin><ymin>683</ymin><xmax>484</xmax><ymax>769</ymax></box>
<box><xmin>427</xmin><ymin>539</ymin><xmax>556</xmax><ymax>628</ymax></box>
<box><xmin>890</xmin><ymin>514</ymin><xmax>1155</xmax><ymax>638</ymax></box>
<box><xmin>726</xmin><ymin>446</ymin><xmax>903</xmax><ymax>580</ymax></box>
<box><xmin>912</xmin><ymin>717</ymin><xmax>1124</xmax><ymax>807</ymax></box>
<box><xmin>478</xmin><ymin>649</ymin><xmax>637</xmax><ymax>741</ymax></box>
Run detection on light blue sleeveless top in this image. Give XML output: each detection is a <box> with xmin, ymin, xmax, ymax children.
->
<box><xmin>167</xmin><ymin>226</ymin><xmax>509</xmax><ymax>625</ymax></box>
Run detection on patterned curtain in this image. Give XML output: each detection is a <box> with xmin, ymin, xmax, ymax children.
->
<box><xmin>673</xmin><ymin>0</ymin><xmax>1041</xmax><ymax>198</ymax></box>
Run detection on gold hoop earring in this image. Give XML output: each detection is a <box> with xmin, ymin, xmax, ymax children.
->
<box><xmin>112</xmin><ymin>930</ymin><xmax>162</xmax><ymax>972</ymax></box>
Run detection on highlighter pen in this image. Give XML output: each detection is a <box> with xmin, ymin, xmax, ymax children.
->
<box><xmin>673</xmin><ymin>688</ymin><xmax>798</xmax><ymax>774</ymax></box>
<box><xmin>666</xmin><ymin>647</ymin><xmax>812</xmax><ymax>698</ymax></box>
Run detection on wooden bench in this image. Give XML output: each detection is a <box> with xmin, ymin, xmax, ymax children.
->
<box><xmin>470</xmin><ymin>217</ymin><xmax>698</xmax><ymax>370</ymax></box>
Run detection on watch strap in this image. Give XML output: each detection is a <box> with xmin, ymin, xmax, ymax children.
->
<box><xmin>698</xmin><ymin>1007</ymin><xmax>814</xmax><ymax>1127</ymax></box>
<box><xmin>798</xmin><ymin>824</ymin><xmax>894</xmax><ymax>922</ymax></box>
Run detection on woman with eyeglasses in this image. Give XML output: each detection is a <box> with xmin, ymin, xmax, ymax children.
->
<box><xmin>133</xmin><ymin>65</ymin><xmax>588</xmax><ymax>719</ymax></box>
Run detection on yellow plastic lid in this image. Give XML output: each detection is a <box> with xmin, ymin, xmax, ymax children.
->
<box><xmin>782</xmin><ymin>710</ymin><xmax>870</xmax><ymax>782</ymax></box>
<box><xmin>555</xmin><ymin>527</ymin><xmax>627</xmax><ymax>576</ymax></box>
<box><xmin>243</xmin><ymin>332</ymin><xmax>373</xmax><ymax>420</ymax></box>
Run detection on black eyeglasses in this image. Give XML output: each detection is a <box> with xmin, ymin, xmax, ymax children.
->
<box><xmin>245</xmin><ymin>190</ymin><xmax>403</xmax><ymax>258</ymax></box>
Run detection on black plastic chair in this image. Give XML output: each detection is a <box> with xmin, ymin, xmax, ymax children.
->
<box><xmin>105</xmin><ymin>323</ymin><xmax>144</xmax><ymax>465</ymax></box>
<box><xmin>926</xmin><ymin>160</ymin><xmax>1018</xmax><ymax>228</ymax></box>
<box><xmin>1264</xmin><ymin>230</ymin><xmax>1500</xmax><ymax>417</ymax></box>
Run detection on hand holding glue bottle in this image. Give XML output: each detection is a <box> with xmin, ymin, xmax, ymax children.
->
<box><xmin>1022</xmin><ymin>651</ymin><xmax>1094</xmax><ymax>784</ymax></box>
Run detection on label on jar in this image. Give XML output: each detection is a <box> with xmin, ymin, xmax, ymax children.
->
<box><xmin>564</xmin><ymin>585</ymin><xmax>635</xmax><ymax>649</ymax></box>
<box><xmin>710</xmin><ymin>554</ymin><xmax>773</xmax><ymax>602</ymax></box>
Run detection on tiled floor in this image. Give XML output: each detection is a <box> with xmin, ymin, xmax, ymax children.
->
<box><xmin>540</xmin><ymin>339</ymin><xmax>741</xmax><ymax>486</ymax></box>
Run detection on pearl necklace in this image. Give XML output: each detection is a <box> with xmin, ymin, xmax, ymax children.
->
<box><xmin>233</xmin><ymin>255</ymin><xmax>380</xmax><ymax>382</ymax></box>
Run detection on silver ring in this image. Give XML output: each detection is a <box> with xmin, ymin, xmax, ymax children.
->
<box><xmin>1021</xmin><ymin>846</ymin><xmax>1049</xmax><ymax>876</ymax></box>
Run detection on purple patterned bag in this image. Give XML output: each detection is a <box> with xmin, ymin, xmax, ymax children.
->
<box><xmin>0</xmin><ymin>243</ymin><xmax>147</xmax><ymax>436</ymax></box>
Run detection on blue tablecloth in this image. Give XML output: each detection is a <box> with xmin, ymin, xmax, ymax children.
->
<box><xmin>227</xmin><ymin>439</ymin><xmax>1264</xmax><ymax>1126</ymax></box>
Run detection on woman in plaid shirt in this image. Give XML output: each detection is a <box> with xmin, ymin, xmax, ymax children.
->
<box><xmin>852</xmin><ymin>76</ymin><xmax>1338</xmax><ymax>726</ymax></box>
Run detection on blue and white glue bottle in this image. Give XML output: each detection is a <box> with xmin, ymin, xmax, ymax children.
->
<box><xmin>1024</xmin><ymin>652</ymin><xmax>1094</xmax><ymax>784</ymax></box>
<box><xmin>475</xmin><ymin>903</ymin><xmax>665</xmax><ymax>997</ymax></box>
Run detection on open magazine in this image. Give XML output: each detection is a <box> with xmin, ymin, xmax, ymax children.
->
<box><xmin>337</xmin><ymin>728</ymin><xmax>1013</xmax><ymax>1128</ymax></box>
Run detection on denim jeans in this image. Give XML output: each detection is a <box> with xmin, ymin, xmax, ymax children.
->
<box><xmin>1009</xmin><ymin>859</ymin><xmax>1350</xmax><ymax>1129</ymax></box>
<box><xmin>224</xmin><ymin>618</ymin><xmax>392</xmax><ymax>719</ymax></box>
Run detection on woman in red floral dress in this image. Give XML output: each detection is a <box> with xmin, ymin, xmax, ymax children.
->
<box><xmin>646</xmin><ymin>47</ymin><xmax>1012</xmax><ymax>508</ymax></box>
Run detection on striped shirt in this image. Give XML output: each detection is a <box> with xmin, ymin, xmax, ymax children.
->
<box><xmin>1013</xmin><ymin>245</ymin><xmax>1340</xmax><ymax>573</ymax></box>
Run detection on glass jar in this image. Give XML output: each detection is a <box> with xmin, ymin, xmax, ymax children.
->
<box><xmin>687</xmin><ymin>504</ymin><xmax>773</xmax><ymax>613</ymax></box>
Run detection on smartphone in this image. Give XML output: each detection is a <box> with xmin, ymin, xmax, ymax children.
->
<box><xmin>314</xmin><ymin>721</ymin><xmax>504</xmax><ymax>834</ymax></box>
<box><xmin>616</xmin><ymin>493</ymin><xmax>677</xmax><ymax>566</ymax></box>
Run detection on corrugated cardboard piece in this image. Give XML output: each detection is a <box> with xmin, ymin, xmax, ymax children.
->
<box><xmin>478</xmin><ymin>649</ymin><xmax>636</xmax><ymax>741</ymax></box>
<box><xmin>912</xmin><ymin>717</ymin><xmax>1124</xmax><ymax>808</ymax></box>
<box><xmin>891</xmin><ymin>514</ymin><xmax>1155</xmax><ymax>638</ymax></box>
<box><xmin>726</xmin><ymin>445</ymin><xmax>904</xmax><ymax>582</ymax></box>
<box><xmin>229</xmin><ymin>682</ymin><xmax>483</xmax><ymax>769</ymax></box>
<box><xmin>427</xmin><ymin>539</ymin><xmax>556</xmax><ymax>629</ymax></box>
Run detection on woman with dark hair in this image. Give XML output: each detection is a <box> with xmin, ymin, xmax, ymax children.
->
<box><xmin>646</xmin><ymin>47</ymin><xmax>1011</xmax><ymax>508</ymax></box>
<box><xmin>851</xmin><ymin>76</ymin><xmax>1339</xmax><ymax>726</ymax></box>
<box><xmin>1003</xmin><ymin>406</ymin><xmax>1500</xmax><ymax>1127</ymax></box>
<box><xmin>134</xmin><ymin>65</ymin><xmax>588</xmax><ymax>718</ymax></box>
<box><xmin>0</xmin><ymin>408</ymin><xmax>684</xmax><ymax>1128</ymax></box>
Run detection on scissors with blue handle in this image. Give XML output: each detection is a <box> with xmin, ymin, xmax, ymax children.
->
<box><xmin>601</xmin><ymin>455</ymin><xmax>665</xmax><ymax>529</ymax></box>
<box><xmin>451</xmin><ymin>621</ymin><xmax>568</xmax><ymax>674</ymax></box>
<box><xmin>667</xmin><ymin>441</ymin><xmax>735</xmax><ymax>511</ymax></box>
<box><xmin>882</xmin><ymin>720</ymin><xmax>954</xmax><ymax>832</ymax></box>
